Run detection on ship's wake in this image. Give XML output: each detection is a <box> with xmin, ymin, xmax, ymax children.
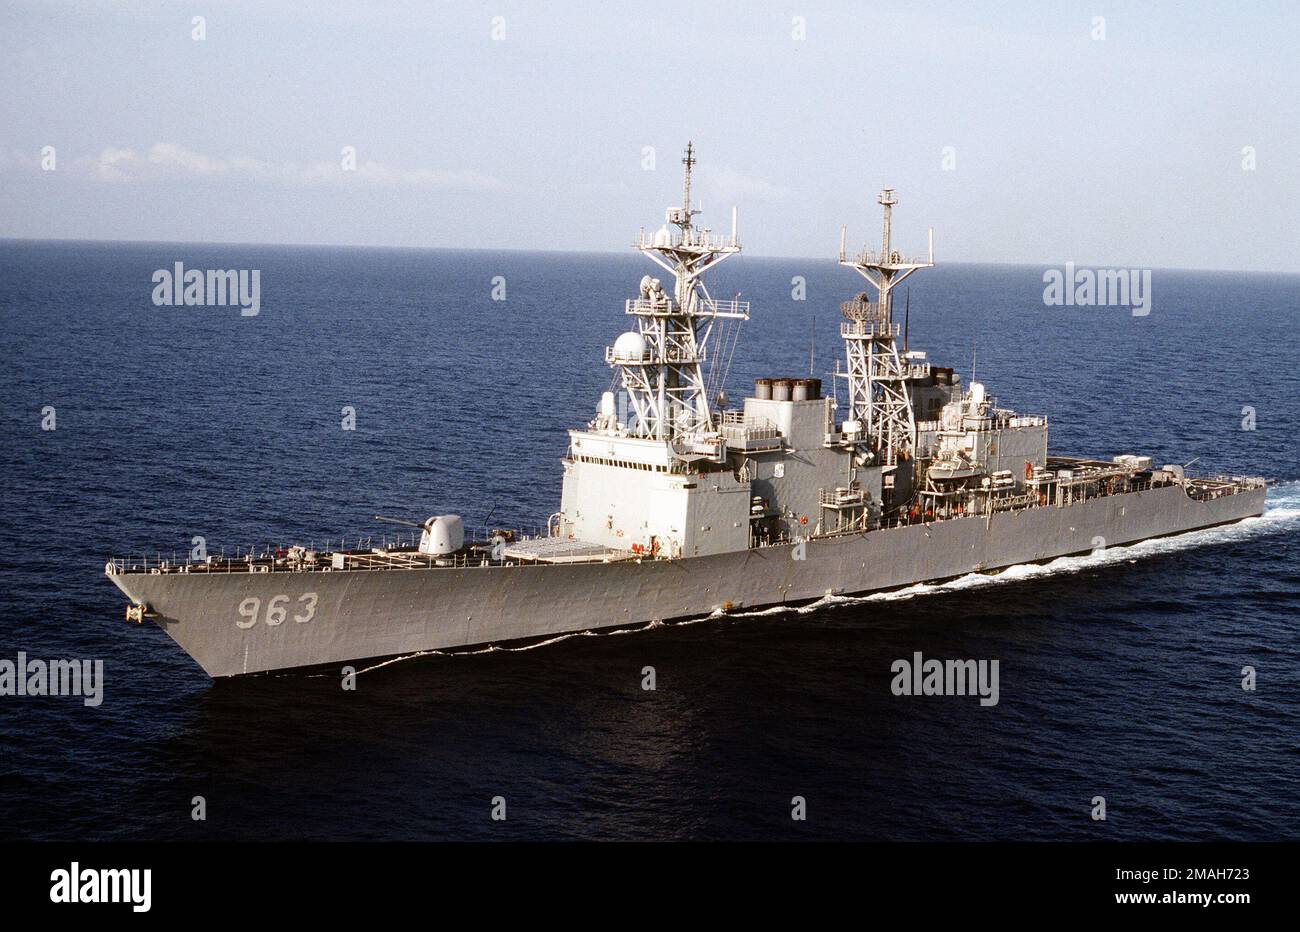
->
<box><xmin>344</xmin><ymin>482</ymin><xmax>1299</xmax><ymax>675</ymax></box>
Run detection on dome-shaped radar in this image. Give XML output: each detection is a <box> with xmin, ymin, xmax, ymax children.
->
<box><xmin>612</xmin><ymin>331</ymin><xmax>647</xmax><ymax>360</ymax></box>
<box><xmin>653</xmin><ymin>225</ymin><xmax>672</xmax><ymax>247</ymax></box>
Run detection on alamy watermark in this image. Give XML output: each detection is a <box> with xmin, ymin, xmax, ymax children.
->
<box><xmin>50</xmin><ymin>862</ymin><xmax>150</xmax><ymax>912</ymax></box>
<box><xmin>1042</xmin><ymin>262</ymin><xmax>1151</xmax><ymax>316</ymax></box>
<box><xmin>151</xmin><ymin>262</ymin><xmax>261</xmax><ymax>316</ymax></box>
<box><xmin>890</xmin><ymin>651</ymin><xmax>999</xmax><ymax>707</ymax></box>
<box><xmin>0</xmin><ymin>652</ymin><xmax>103</xmax><ymax>706</ymax></box>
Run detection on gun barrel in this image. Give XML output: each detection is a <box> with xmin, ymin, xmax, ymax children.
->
<box><xmin>373</xmin><ymin>515</ymin><xmax>426</xmax><ymax>529</ymax></box>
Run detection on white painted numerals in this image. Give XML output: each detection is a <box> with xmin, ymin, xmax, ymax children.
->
<box><xmin>266</xmin><ymin>594</ymin><xmax>289</xmax><ymax>626</ymax></box>
<box><xmin>236</xmin><ymin>592</ymin><xmax>319</xmax><ymax>629</ymax></box>
<box><xmin>295</xmin><ymin>592</ymin><xmax>318</xmax><ymax>623</ymax></box>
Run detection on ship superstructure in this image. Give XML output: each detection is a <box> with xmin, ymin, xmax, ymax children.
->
<box><xmin>105</xmin><ymin>146</ymin><xmax>1268</xmax><ymax>677</ymax></box>
<box><xmin>552</xmin><ymin>151</ymin><xmax>1049</xmax><ymax>557</ymax></box>
<box><xmin>554</xmin><ymin>142</ymin><xmax>753</xmax><ymax>559</ymax></box>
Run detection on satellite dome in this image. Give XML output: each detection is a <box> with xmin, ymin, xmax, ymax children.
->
<box><xmin>612</xmin><ymin>331</ymin><xmax>647</xmax><ymax>360</ymax></box>
<box><xmin>653</xmin><ymin>225</ymin><xmax>672</xmax><ymax>247</ymax></box>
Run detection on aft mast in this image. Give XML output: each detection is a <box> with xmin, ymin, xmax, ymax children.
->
<box><xmin>613</xmin><ymin>143</ymin><xmax>748</xmax><ymax>450</ymax></box>
<box><xmin>836</xmin><ymin>188</ymin><xmax>934</xmax><ymax>470</ymax></box>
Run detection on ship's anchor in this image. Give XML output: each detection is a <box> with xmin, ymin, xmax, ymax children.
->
<box><xmin>125</xmin><ymin>603</ymin><xmax>149</xmax><ymax>624</ymax></box>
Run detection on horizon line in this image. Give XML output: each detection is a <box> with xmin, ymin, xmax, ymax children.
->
<box><xmin>1</xmin><ymin>235</ymin><xmax>1295</xmax><ymax>278</ymax></box>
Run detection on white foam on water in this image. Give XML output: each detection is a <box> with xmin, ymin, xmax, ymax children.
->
<box><xmin>337</xmin><ymin>482</ymin><xmax>1298</xmax><ymax>671</ymax></box>
<box><xmin>350</xmin><ymin>620</ymin><xmax>668</xmax><ymax>674</ymax></box>
<box><xmin>352</xmin><ymin>651</ymin><xmax>441</xmax><ymax>674</ymax></box>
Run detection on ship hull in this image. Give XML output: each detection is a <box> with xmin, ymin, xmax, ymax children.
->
<box><xmin>107</xmin><ymin>485</ymin><xmax>1266</xmax><ymax>677</ymax></box>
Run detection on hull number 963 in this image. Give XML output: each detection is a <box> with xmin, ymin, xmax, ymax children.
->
<box><xmin>236</xmin><ymin>593</ymin><xmax>319</xmax><ymax>629</ymax></box>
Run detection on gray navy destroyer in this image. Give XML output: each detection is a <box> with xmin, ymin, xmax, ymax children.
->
<box><xmin>107</xmin><ymin>145</ymin><xmax>1267</xmax><ymax>677</ymax></box>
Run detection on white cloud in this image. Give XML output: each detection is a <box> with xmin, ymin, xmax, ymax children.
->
<box><xmin>94</xmin><ymin>147</ymin><xmax>138</xmax><ymax>181</ymax></box>
<box><xmin>146</xmin><ymin>142</ymin><xmax>228</xmax><ymax>175</ymax></box>
<box><xmin>62</xmin><ymin>143</ymin><xmax>504</xmax><ymax>190</ymax></box>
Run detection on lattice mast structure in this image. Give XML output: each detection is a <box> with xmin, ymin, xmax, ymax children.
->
<box><xmin>618</xmin><ymin>143</ymin><xmax>748</xmax><ymax>443</ymax></box>
<box><xmin>837</xmin><ymin>188</ymin><xmax>934</xmax><ymax>469</ymax></box>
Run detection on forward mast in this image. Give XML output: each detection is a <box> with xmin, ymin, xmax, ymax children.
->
<box><xmin>614</xmin><ymin>143</ymin><xmax>747</xmax><ymax>447</ymax></box>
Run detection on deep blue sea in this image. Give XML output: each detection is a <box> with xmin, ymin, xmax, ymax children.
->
<box><xmin>0</xmin><ymin>240</ymin><xmax>1297</xmax><ymax>841</ymax></box>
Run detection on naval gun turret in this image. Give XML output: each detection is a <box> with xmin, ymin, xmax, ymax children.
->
<box><xmin>373</xmin><ymin>514</ymin><xmax>465</xmax><ymax>556</ymax></box>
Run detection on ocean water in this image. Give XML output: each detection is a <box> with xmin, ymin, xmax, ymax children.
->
<box><xmin>0</xmin><ymin>240</ymin><xmax>1297</xmax><ymax>841</ymax></box>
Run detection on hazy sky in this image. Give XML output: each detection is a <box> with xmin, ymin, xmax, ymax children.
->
<box><xmin>2</xmin><ymin>0</ymin><xmax>1297</xmax><ymax>270</ymax></box>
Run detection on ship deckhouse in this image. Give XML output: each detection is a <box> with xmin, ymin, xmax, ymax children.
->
<box><xmin>552</xmin><ymin>147</ymin><xmax>1052</xmax><ymax>561</ymax></box>
<box><xmin>557</xmin><ymin>144</ymin><xmax>753</xmax><ymax>558</ymax></box>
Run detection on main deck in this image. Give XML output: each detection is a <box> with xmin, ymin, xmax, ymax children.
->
<box><xmin>106</xmin><ymin>461</ymin><xmax>1266</xmax><ymax>580</ymax></box>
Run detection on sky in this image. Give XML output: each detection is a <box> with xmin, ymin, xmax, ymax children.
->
<box><xmin>1</xmin><ymin>0</ymin><xmax>1297</xmax><ymax>271</ymax></box>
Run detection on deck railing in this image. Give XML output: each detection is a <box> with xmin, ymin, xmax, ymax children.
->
<box><xmin>109</xmin><ymin>476</ymin><xmax>1266</xmax><ymax>576</ymax></box>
